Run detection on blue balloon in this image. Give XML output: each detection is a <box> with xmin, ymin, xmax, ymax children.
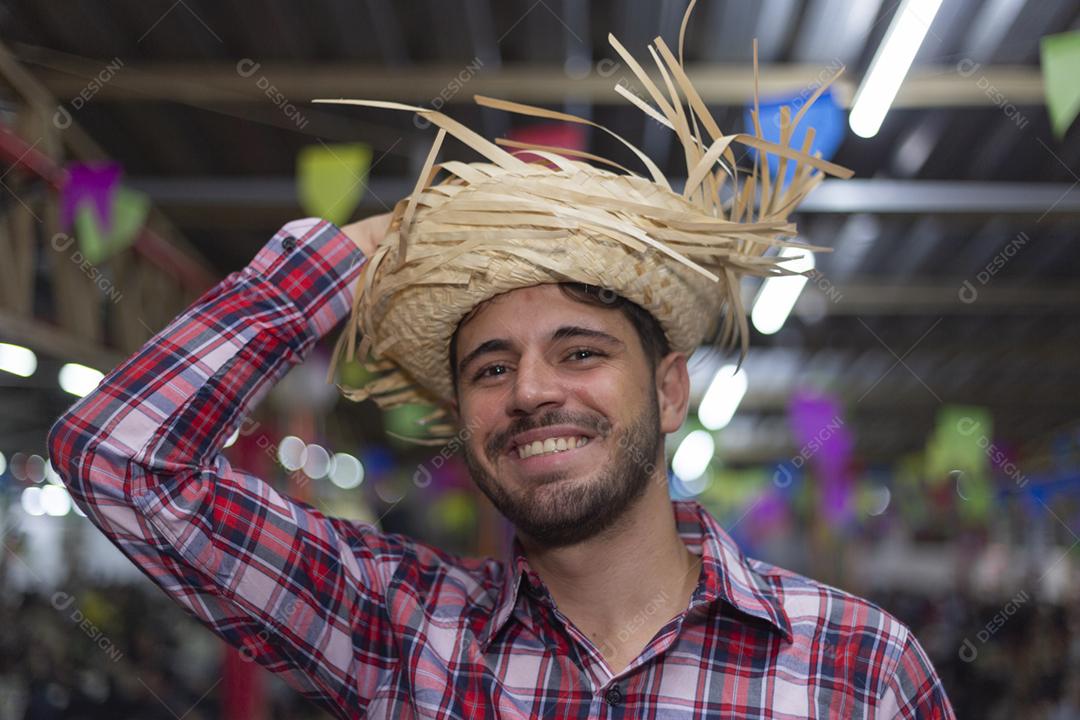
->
<box><xmin>743</xmin><ymin>87</ymin><xmax>845</xmax><ymax>187</ymax></box>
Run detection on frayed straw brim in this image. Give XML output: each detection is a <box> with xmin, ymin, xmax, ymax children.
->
<box><xmin>318</xmin><ymin>0</ymin><xmax>852</xmax><ymax>444</ymax></box>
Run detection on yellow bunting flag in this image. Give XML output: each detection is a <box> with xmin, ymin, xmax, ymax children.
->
<box><xmin>297</xmin><ymin>142</ymin><xmax>373</xmax><ymax>225</ymax></box>
<box><xmin>925</xmin><ymin>405</ymin><xmax>993</xmax><ymax>519</ymax></box>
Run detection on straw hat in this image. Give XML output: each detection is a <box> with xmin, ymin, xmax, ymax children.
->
<box><xmin>319</xmin><ymin>2</ymin><xmax>852</xmax><ymax>444</ymax></box>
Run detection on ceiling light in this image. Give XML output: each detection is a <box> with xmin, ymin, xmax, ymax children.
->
<box><xmin>849</xmin><ymin>0</ymin><xmax>944</xmax><ymax>138</ymax></box>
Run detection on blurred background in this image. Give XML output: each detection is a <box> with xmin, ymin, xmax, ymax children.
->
<box><xmin>1</xmin><ymin>0</ymin><xmax>1079</xmax><ymax>717</ymax></box>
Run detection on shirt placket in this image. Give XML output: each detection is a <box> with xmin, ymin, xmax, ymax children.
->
<box><xmin>524</xmin><ymin>574</ymin><xmax>699</xmax><ymax>714</ymax></box>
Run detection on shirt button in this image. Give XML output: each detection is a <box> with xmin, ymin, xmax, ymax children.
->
<box><xmin>281</xmin><ymin>236</ymin><xmax>297</xmax><ymax>252</ymax></box>
<box><xmin>604</xmin><ymin>685</ymin><xmax>622</xmax><ymax>706</ymax></box>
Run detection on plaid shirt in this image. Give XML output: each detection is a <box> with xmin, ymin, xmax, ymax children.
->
<box><xmin>48</xmin><ymin>218</ymin><xmax>955</xmax><ymax>719</ymax></box>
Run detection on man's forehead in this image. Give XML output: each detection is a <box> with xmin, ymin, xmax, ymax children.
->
<box><xmin>456</xmin><ymin>284</ymin><xmax>629</xmax><ymax>349</ymax></box>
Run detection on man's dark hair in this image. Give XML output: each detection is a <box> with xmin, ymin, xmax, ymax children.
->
<box><xmin>449</xmin><ymin>282</ymin><xmax>671</xmax><ymax>398</ymax></box>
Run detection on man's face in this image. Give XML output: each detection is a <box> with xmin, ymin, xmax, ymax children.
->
<box><xmin>451</xmin><ymin>284</ymin><xmax>688</xmax><ymax>549</ymax></box>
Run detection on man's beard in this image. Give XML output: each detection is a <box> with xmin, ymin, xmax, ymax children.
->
<box><xmin>462</xmin><ymin>390</ymin><xmax>661</xmax><ymax>549</ymax></box>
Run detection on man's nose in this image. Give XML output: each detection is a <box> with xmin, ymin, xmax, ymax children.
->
<box><xmin>507</xmin><ymin>353</ymin><xmax>565</xmax><ymax>415</ymax></box>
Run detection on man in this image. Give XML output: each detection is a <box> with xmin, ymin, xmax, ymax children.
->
<box><xmin>47</xmin><ymin>210</ymin><xmax>954</xmax><ymax>718</ymax></box>
<box><xmin>48</xmin><ymin>8</ymin><xmax>955</xmax><ymax>717</ymax></box>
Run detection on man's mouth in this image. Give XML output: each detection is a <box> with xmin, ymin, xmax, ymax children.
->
<box><xmin>502</xmin><ymin>423</ymin><xmax>600</xmax><ymax>464</ymax></box>
<box><xmin>514</xmin><ymin>435</ymin><xmax>591</xmax><ymax>460</ymax></box>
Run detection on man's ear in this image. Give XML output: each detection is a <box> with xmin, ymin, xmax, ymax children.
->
<box><xmin>655</xmin><ymin>352</ymin><xmax>690</xmax><ymax>434</ymax></box>
<box><xmin>447</xmin><ymin>398</ymin><xmax>461</xmax><ymax>425</ymax></box>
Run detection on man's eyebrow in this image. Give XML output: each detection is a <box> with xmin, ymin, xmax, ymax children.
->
<box><xmin>550</xmin><ymin>326</ymin><xmax>625</xmax><ymax>347</ymax></box>
<box><xmin>458</xmin><ymin>338</ymin><xmax>513</xmax><ymax>377</ymax></box>
<box><xmin>458</xmin><ymin>326</ymin><xmax>623</xmax><ymax>377</ymax></box>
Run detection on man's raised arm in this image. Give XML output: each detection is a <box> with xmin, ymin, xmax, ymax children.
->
<box><xmin>47</xmin><ymin>216</ymin><xmax>400</xmax><ymax>719</ymax></box>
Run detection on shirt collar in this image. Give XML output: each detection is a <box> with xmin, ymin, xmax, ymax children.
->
<box><xmin>479</xmin><ymin>499</ymin><xmax>792</xmax><ymax>651</ymax></box>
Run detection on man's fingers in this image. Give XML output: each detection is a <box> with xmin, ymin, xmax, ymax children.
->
<box><xmin>342</xmin><ymin>212</ymin><xmax>393</xmax><ymax>257</ymax></box>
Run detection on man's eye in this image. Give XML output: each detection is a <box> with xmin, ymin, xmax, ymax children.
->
<box><xmin>568</xmin><ymin>348</ymin><xmax>603</xmax><ymax>361</ymax></box>
<box><xmin>475</xmin><ymin>364</ymin><xmax>507</xmax><ymax>380</ymax></box>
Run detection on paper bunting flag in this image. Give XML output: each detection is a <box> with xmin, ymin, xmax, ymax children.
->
<box><xmin>297</xmin><ymin>143</ymin><xmax>372</xmax><ymax>225</ymax></box>
<box><xmin>505</xmin><ymin>123</ymin><xmax>587</xmax><ymax>165</ymax></box>
<box><xmin>925</xmin><ymin>405</ymin><xmax>992</xmax><ymax>519</ymax></box>
<box><xmin>788</xmin><ymin>390</ymin><xmax>854</xmax><ymax>525</ymax></box>
<box><xmin>61</xmin><ymin>162</ymin><xmax>122</xmax><ymax>232</ymax></box>
<box><xmin>385</xmin><ymin>402</ymin><xmax>440</xmax><ymax>444</ymax></box>
<box><xmin>75</xmin><ymin>186</ymin><xmax>149</xmax><ymax>265</ymax></box>
<box><xmin>925</xmin><ymin>406</ymin><xmax>991</xmax><ymax>479</ymax></box>
<box><xmin>1040</xmin><ymin>31</ymin><xmax>1080</xmax><ymax>139</ymax></box>
<box><xmin>744</xmin><ymin>87</ymin><xmax>844</xmax><ymax>186</ymax></box>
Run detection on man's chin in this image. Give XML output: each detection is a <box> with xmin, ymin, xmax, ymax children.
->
<box><xmin>500</xmin><ymin>458</ymin><xmax>602</xmax><ymax>495</ymax></box>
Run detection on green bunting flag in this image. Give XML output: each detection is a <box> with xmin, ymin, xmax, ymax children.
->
<box><xmin>385</xmin><ymin>402</ymin><xmax>440</xmax><ymax>445</ymax></box>
<box><xmin>1040</xmin><ymin>31</ymin><xmax>1080</xmax><ymax>139</ymax></box>
<box><xmin>75</xmin><ymin>186</ymin><xmax>149</xmax><ymax>265</ymax></box>
<box><xmin>297</xmin><ymin>143</ymin><xmax>373</xmax><ymax>225</ymax></box>
<box><xmin>925</xmin><ymin>405</ymin><xmax>993</xmax><ymax>519</ymax></box>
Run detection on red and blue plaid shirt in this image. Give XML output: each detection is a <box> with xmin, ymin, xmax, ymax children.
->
<box><xmin>48</xmin><ymin>218</ymin><xmax>955</xmax><ymax>719</ymax></box>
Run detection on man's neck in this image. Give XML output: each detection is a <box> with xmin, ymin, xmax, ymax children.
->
<box><xmin>518</xmin><ymin>476</ymin><xmax>702</xmax><ymax>666</ymax></box>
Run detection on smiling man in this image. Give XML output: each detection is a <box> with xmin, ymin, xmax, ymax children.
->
<box><xmin>450</xmin><ymin>282</ymin><xmax>703</xmax><ymax>678</ymax></box>
<box><xmin>48</xmin><ymin>210</ymin><xmax>955</xmax><ymax>718</ymax></box>
<box><xmin>47</xmin><ymin>10</ymin><xmax>954</xmax><ymax>718</ymax></box>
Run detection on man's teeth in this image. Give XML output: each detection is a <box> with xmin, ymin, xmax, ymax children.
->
<box><xmin>516</xmin><ymin>436</ymin><xmax>590</xmax><ymax>459</ymax></box>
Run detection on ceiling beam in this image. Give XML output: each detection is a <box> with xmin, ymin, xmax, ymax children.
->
<box><xmin>126</xmin><ymin>176</ymin><xmax>1080</xmax><ymax>217</ymax></box>
<box><xmin>16</xmin><ymin>45</ymin><xmax>1047</xmax><ymax>108</ymax></box>
<box><xmin>0</xmin><ymin>309</ymin><xmax>122</xmax><ymax>372</ymax></box>
<box><xmin>807</xmin><ymin>282</ymin><xmax>1080</xmax><ymax>315</ymax></box>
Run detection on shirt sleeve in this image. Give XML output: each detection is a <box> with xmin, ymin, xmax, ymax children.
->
<box><xmin>47</xmin><ymin>218</ymin><xmax>403</xmax><ymax>719</ymax></box>
<box><xmin>876</xmin><ymin>630</ymin><xmax>957</xmax><ymax>719</ymax></box>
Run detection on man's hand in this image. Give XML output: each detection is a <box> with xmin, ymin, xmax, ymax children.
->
<box><xmin>341</xmin><ymin>212</ymin><xmax>393</xmax><ymax>258</ymax></box>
